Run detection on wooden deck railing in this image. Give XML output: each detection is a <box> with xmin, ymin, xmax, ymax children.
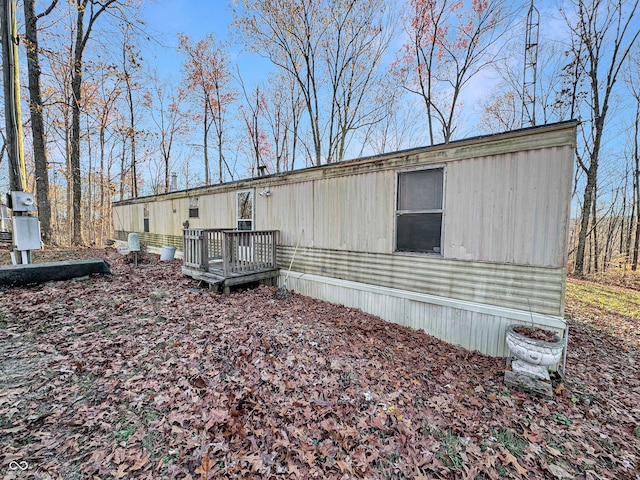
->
<box><xmin>183</xmin><ymin>228</ymin><xmax>278</xmax><ymax>275</ymax></box>
<box><xmin>183</xmin><ymin>228</ymin><xmax>226</xmax><ymax>270</ymax></box>
<box><xmin>222</xmin><ymin>230</ymin><xmax>278</xmax><ymax>276</ymax></box>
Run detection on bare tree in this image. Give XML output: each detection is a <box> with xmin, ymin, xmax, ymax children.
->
<box><xmin>118</xmin><ymin>23</ymin><xmax>143</xmax><ymax>198</ymax></box>
<box><xmin>143</xmin><ymin>73</ymin><xmax>189</xmax><ymax>193</ymax></box>
<box><xmin>396</xmin><ymin>0</ymin><xmax>512</xmax><ymax>145</ymax></box>
<box><xmin>237</xmin><ymin>72</ymin><xmax>272</xmax><ymax>175</ymax></box>
<box><xmin>23</xmin><ymin>0</ymin><xmax>58</xmax><ymax>244</ymax></box>
<box><xmin>262</xmin><ymin>73</ymin><xmax>304</xmax><ymax>172</ymax></box>
<box><xmin>93</xmin><ymin>64</ymin><xmax>122</xmax><ymax>241</ymax></box>
<box><xmin>178</xmin><ymin>33</ymin><xmax>236</xmax><ymax>184</ymax></box>
<box><xmin>233</xmin><ymin>0</ymin><xmax>393</xmax><ymax>165</ymax></box>
<box><xmin>357</xmin><ymin>78</ymin><xmax>423</xmax><ymax>155</ymax></box>
<box><xmin>627</xmin><ymin>57</ymin><xmax>640</xmax><ymax>270</ymax></box>
<box><xmin>564</xmin><ymin>0</ymin><xmax>640</xmax><ymax>276</ymax></box>
<box><xmin>69</xmin><ymin>0</ymin><xmax>120</xmax><ymax>244</ymax></box>
<box><xmin>479</xmin><ymin>41</ymin><xmax>571</xmax><ymax>133</ymax></box>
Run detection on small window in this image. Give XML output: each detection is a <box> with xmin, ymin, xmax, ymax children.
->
<box><xmin>143</xmin><ymin>204</ymin><xmax>150</xmax><ymax>233</ymax></box>
<box><xmin>236</xmin><ymin>190</ymin><xmax>254</xmax><ymax>231</ymax></box>
<box><xmin>189</xmin><ymin>197</ymin><xmax>199</xmax><ymax>218</ymax></box>
<box><xmin>396</xmin><ymin>167</ymin><xmax>444</xmax><ymax>254</ymax></box>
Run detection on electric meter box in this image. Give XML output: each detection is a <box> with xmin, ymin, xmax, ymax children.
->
<box><xmin>12</xmin><ymin>216</ymin><xmax>42</xmax><ymax>250</ymax></box>
<box><xmin>10</xmin><ymin>191</ymin><xmax>36</xmax><ymax>212</ymax></box>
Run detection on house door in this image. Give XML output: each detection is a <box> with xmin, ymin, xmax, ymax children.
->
<box><xmin>236</xmin><ymin>190</ymin><xmax>254</xmax><ymax>261</ymax></box>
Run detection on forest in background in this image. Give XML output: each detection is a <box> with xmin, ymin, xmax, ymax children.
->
<box><xmin>1</xmin><ymin>0</ymin><xmax>640</xmax><ymax>278</ymax></box>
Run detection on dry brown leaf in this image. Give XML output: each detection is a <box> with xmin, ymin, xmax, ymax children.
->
<box><xmin>130</xmin><ymin>451</ymin><xmax>150</xmax><ymax>471</ymax></box>
<box><xmin>195</xmin><ymin>451</ymin><xmax>210</xmax><ymax>479</ymax></box>
<box><xmin>546</xmin><ymin>445</ymin><xmax>563</xmax><ymax>457</ymax></box>
<box><xmin>111</xmin><ymin>463</ymin><xmax>129</xmax><ymax>479</ymax></box>
<box><xmin>545</xmin><ymin>463</ymin><xmax>574</xmax><ymax>478</ymax></box>
<box><xmin>204</xmin><ymin>408</ymin><xmax>229</xmax><ymax>430</ymax></box>
<box><xmin>524</xmin><ymin>431</ymin><xmax>544</xmax><ymax>443</ymax></box>
<box><xmin>335</xmin><ymin>460</ymin><xmax>354</xmax><ymax>474</ymax></box>
<box><xmin>500</xmin><ymin>448</ymin><xmax>527</xmax><ymax>476</ymax></box>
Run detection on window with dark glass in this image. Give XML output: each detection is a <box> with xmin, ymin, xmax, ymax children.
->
<box><xmin>396</xmin><ymin>167</ymin><xmax>444</xmax><ymax>254</ymax></box>
<box><xmin>189</xmin><ymin>197</ymin><xmax>199</xmax><ymax>218</ymax></box>
<box><xmin>143</xmin><ymin>204</ymin><xmax>150</xmax><ymax>233</ymax></box>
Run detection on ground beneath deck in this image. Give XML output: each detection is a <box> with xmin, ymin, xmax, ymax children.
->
<box><xmin>0</xmin><ymin>248</ymin><xmax>638</xmax><ymax>479</ymax></box>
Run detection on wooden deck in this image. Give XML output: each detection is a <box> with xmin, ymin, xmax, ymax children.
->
<box><xmin>181</xmin><ymin>229</ymin><xmax>279</xmax><ymax>293</ymax></box>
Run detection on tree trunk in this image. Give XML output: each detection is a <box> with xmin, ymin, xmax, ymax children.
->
<box><xmin>121</xmin><ymin>45</ymin><xmax>137</xmax><ymax>198</ymax></box>
<box><xmin>627</xmin><ymin>194</ymin><xmax>635</xmax><ymax>263</ymax></box>
<box><xmin>86</xmin><ymin>116</ymin><xmax>92</xmax><ymax>245</ymax></box>
<box><xmin>203</xmin><ymin>96</ymin><xmax>210</xmax><ymax>184</ymax></box>
<box><xmin>631</xmin><ymin>151</ymin><xmax>640</xmax><ymax>271</ymax></box>
<box><xmin>23</xmin><ymin>0</ymin><xmax>54</xmax><ymax>244</ymax></box>
<box><xmin>126</xmin><ymin>79</ymin><xmax>137</xmax><ymax>198</ymax></box>
<box><xmin>119</xmin><ymin>132</ymin><xmax>126</xmax><ymax>201</ymax></box>
<box><xmin>574</xmin><ymin>175</ymin><xmax>595</xmax><ymax>276</ymax></box>
<box><xmin>99</xmin><ymin>123</ymin><xmax>105</xmax><ymax>241</ymax></box>
<box><xmin>70</xmin><ymin>1</ymin><xmax>88</xmax><ymax>246</ymax></box>
<box><xmin>65</xmin><ymin>112</ymin><xmax>72</xmax><ymax>243</ymax></box>
<box><xmin>164</xmin><ymin>147</ymin><xmax>170</xmax><ymax>193</ymax></box>
<box><xmin>633</xmin><ymin>103</ymin><xmax>640</xmax><ymax>271</ymax></box>
<box><xmin>591</xmin><ymin>187</ymin><xmax>599</xmax><ymax>274</ymax></box>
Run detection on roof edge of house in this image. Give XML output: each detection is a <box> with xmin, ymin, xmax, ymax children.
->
<box><xmin>114</xmin><ymin>120</ymin><xmax>579</xmax><ymax>206</ymax></box>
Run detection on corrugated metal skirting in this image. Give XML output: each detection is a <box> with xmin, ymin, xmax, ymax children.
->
<box><xmin>281</xmin><ymin>271</ymin><xmax>565</xmax><ymax>358</ymax></box>
<box><xmin>276</xmin><ymin>245</ymin><xmax>566</xmax><ymax>317</ymax></box>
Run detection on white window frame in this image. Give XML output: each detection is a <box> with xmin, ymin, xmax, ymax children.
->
<box><xmin>394</xmin><ymin>165</ymin><xmax>446</xmax><ymax>255</ymax></box>
<box><xmin>143</xmin><ymin>204</ymin><xmax>150</xmax><ymax>233</ymax></box>
<box><xmin>188</xmin><ymin>197</ymin><xmax>199</xmax><ymax>218</ymax></box>
<box><xmin>236</xmin><ymin>189</ymin><xmax>255</xmax><ymax>231</ymax></box>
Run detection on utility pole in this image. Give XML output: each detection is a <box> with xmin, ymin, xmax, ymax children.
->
<box><xmin>2</xmin><ymin>0</ymin><xmax>27</xmax><ymax>190</ymax></box>
<box><xmin>2</xmin><ymin>0</ymin><xmax>41</xmax><ymax>263</ymax></box>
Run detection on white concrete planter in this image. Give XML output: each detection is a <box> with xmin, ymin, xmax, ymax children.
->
<box><xmin>505</xmin><ymin>325</ymin><xmax>564</xmax><ymax>381</ymax></box>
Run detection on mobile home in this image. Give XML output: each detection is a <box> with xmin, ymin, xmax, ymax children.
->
<box><xmin>113</xmin><ymin>121</ymin><xmax>576</xmax><ymax>357</ymax></box>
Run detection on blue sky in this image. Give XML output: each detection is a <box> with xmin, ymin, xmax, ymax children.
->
<box><xmin>139</xmin><ymin>0</ymin><xmax>269</xmax><ymax>87</ymax></box>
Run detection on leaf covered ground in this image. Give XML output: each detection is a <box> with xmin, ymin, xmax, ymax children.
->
<box><xmin>0</xmin><ymin>249</ymin><xmax>639</xmax><ymax>479</ymax></box>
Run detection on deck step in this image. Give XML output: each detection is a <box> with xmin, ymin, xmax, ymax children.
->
<box><xmin>191</xmin><ymin>271</ymin><xmax>224</xmax><ymax>285</ymax></box>
<box><xmin>182</xmin><ymin>265</ymin><xmax>279</xmax><ymax>293</ymax></box>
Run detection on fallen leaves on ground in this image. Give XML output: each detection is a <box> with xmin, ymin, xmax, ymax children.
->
<box><xmin>0</xmin><ymin>248</ymin><xmax>638</xmax><ymax>479</ymax></box>
<box><xmin>566</xmin><ymin>277</ymin><xmax>640</xmax><ymax>347</ymax></box>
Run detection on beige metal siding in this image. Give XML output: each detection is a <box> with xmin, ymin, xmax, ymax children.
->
<box><xmin>444</xmin><ymin>146</ymin><xmax>573</xmax><ymax>267</ymax></box>
<box><xmin>257</xmin><ymin>173</ymin><xmax>393</xmax><ymax>251</ymax></box>
<box><xmin>148</xmin><ymin>198</ymin><xmax>188</xmax><ymax>235</ymax></box>
<box><xmin>257</xmin><ymin>182</ymin><xmax>315</xmax><ymax>245</ymax></box>
<box><xmin>312</xmin><ymin>172</ymin><xmax>394</xmax><ymax>252</ymax></box>
<box><xmin>277</xmin><ymin>245</ymin><xmax>565</xmax><ymax>316</ymax></box>
<box><xmin>113</xmin><ymin>203</ymin><xmax>141</xmax><ymax>233</ymax></box>
<box><xmin>198</xmin><ymin>192</ymin><xmax>235</xmax><ymax>228</ymax></box>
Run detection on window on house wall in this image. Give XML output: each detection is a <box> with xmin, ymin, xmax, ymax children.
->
<box><xmin>236</xmin><ymin>190</ymin><xmax>254</xmax><ymax>231</ymax></box>
<box><xmin>143</xmin><ymin>204</ymin><xmax>149</xmax><ymax>233</ymax></box>
<box><xmin>396</xmin><ymin>167</ymin><xmax>444</xmax><ymax>254</ymax></box>
<box><xmin>189</xmin><ymin>197</ymin><xmax>199</xmax><ymax>218</ymax></box>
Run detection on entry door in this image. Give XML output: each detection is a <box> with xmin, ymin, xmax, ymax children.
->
<box><xmin>236</xmin><ymin>190</ymin><xmax>254</xmax><ymax>261</ymax></box>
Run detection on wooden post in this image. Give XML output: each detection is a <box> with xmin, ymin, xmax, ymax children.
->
<box><xmin>271</xmin><ymin>231</ymin><xmax>277</xmax><ymax>269</ymax></box>
<box><xmin>201</xmin><ymin>230</ymin><xmax>209</xmax><ymax>271</ymax></box>
<box><xmin>222</xmin><ymin>231</ymin><xmax>229</xmax><ymax>278</ymax></box>
<box><xmin>182</xmin><ymin>229</ymin><xmax>187</xmax><ymax>265</ymax></box>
